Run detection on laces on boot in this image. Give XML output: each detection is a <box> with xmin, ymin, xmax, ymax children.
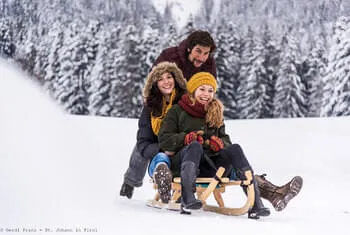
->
<box><xmin>259</xmin><ymin>173</ymin><xmax>267</xmax><ymax>180</ymax></box>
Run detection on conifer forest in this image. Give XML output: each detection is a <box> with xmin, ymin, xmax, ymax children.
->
<box><xmin>1</xmin><ymin>0</ymin><xmax>350</xmax><ymax>119</ymax></box>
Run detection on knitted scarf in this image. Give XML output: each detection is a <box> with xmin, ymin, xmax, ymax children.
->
<box><xmin>151</xmin><ymin>89</ymin><xmax>176</xmax><ymax>135</ymax></box>
<box><xmin>178</xmin><ymin>93</ymin><xmax>206</xmax><ymax>118</ymax></box>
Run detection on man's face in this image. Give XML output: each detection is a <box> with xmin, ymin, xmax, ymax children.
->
<box><xmin>188</xmin><ymin>45</ymin><xmax>211</xmax><ymax>68</ymax></box>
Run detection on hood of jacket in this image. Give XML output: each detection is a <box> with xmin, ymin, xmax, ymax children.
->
<box><xmin>143</xmin><ymin>61</ymin><xmax>187</xmax><ymax>98</ymax></box>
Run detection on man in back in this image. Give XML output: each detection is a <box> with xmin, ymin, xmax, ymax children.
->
<box><xmin>154</xmin><ymin>30</ymin><xmax>217</xmax><ymax>80</ymax></box>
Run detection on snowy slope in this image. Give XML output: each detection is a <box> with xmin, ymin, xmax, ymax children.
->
<box><xmin>1</xmin><ymin>59</ymin><xmax>350</xmax><ymax>234</ymax></box>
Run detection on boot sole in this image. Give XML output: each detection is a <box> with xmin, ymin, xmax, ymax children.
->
<box><xmin>274</xmin><ymin>176</ymin><xmax>303</xmax><ymax>211</ymax></box>
<box><xmin>154</xmin><ymin>164</ymin><xmax>172</xmax><ymax>203</ymax></box>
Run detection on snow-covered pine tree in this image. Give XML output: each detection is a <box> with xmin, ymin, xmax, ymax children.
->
<box><xmin>161</xmin><ymin>24</ymin><xmax>178</xmax><ymax>49</ymax></box>
<box><xmin>177</xmin><ymin>15</ymin><xmax>196</xmax><ymax>42</ymax></box>
<box><xmin>321</xmin><ymin>16</ymin><xmax>350</xmax><ymax>116</ymax></box>
<box><xmin>140</xmin><ymin>21</ymin><xmax>162</xmax><ymax>80</ymax></box>
<box><xmin>215</xmin><ymin>22</ymin><xmax>241</xmax><ymax>119</ymax></box>
<box><xmin>110</xmin><ymin>24</ymin><xmax>143</xmax><ymax>118</ymax></box>
<box><xmin>261</xmin><ymin>24</ymin><xmax>280</xmax><ymax>118</ymax></box>
<box><xmin>0</xmin><ymin>0</ymin><xmax>10</xmax><ymax>18</ymax></box>
<box><xmin>88</xmin><ymin>25</ymin><xmax>122</xmax><ymax>116</ymax></box>
<box><xmin>236</xmin><ymin>27</ymin><xmax>271</xmax><ymax>119</ymax></box>
<box><xmin>160</xmin><ymin>3</ymin><xmax>178</xmax><ymax>49</ymax></box>
<box><xmin>65</xmin><ymin>20</ymin><xmax>100</xmax><ymax>115</ymax></box>
<box><xmin>302</xmin><ymin>33</ymin><xmax>327</xmax><ymax>117</ymax></box>
<box><xmin>52</xmin><ymin>21</ymin><xmax>87</xmax><ymax>115</ymax></box>
<box><xmin>0</xmin><ymin>17</ymin><xmax>15</xmax><ymax>57</ymax></box>
<box><xmin>194</xmin><ymin>0</ymin><xmax>215</xmax><ymax>29</ymax></box>
<box><xmin>42</xmin><ymin>23</ymin><xmax>65</xmax><ymax>92</ymax></box>
<box><xmin>273</xmin><ymin>32</ymin><xmax>307</xmax><ymax>118</ymax></box>
<box><xmin>13</xmin><ymin>0</ymin><xmax>41</xmax><ymax>76</ymax></box>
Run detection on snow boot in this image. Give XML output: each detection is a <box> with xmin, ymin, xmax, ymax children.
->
<box><xmin>120</xmin><ymin>182</ymin><xmax>134</xmax><ymax>199</ymax></box>
<box><xmin>246</xmin><ymin>179</ymin><xmax>270</xmax><ymax>219</ymax></box>
<box><xmin>153</xmin><ymin>163</ymin><xmax>173</xmax><ymax>203</ymax></box>
<box><xmin>180</xmin><ymin>161</ymin><xmax>202</xmax><ymax>214</ymax></box>
<box><xmin>255</xmin><ymin>174</ymin><xmax>303</xmax><ymax>211</ymax></box>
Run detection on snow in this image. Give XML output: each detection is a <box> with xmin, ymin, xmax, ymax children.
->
<box><xmin>151</xmin><ymin>0</ymin><xmax>202</xmax><ymax>28</ymax></box>
<box><xmin>1</xmin><ymin>58</ymin><xmax>350</xmax><ymax>234</ymax></box>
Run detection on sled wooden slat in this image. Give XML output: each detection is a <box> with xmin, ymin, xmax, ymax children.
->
<box><xmin>173</xmin><ymin>177</ymin><xmax>230</xmax><ymax>184</ymax></box>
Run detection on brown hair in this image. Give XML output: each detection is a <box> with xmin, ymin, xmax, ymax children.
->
<box><xmin>143</xmin><ymin>62</ymin><xmax>187</xmax><ymax>117</ymax></box>
<box><xmin>186</xmin><ymin>30</ymin><xmax>216</xmax><ymax>53</ymax></box>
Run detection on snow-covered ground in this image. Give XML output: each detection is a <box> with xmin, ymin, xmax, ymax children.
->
<box><xmin>1</xmin><ymin>59</ymin><xmax>350</xmax><ymax>234</ymax></box>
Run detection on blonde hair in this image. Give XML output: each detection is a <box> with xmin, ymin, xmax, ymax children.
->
<box><xmin>205</xmin><ymin>98</ymin><xmax>224</xmax><ymax>128</ymax></box>
<box><xmin>188</xmin><ymin>94</ymin><xmax>224</xmax><ymax>128</ymax></box>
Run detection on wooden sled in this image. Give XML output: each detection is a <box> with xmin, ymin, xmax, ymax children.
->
<box><xmin>147</xmin><ymin>167</ymin><xmax>255</xmax><ymax>216</ymax></box>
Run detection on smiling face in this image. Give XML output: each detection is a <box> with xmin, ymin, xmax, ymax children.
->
<box><xmin>188</xmin><ymin>45</ymin><xmax>211</xmax><ymax>68</ymax></box>
<box><xmin>193</xmin><ymin>84</ymin><xmax>215</xmax><ymax>106</ymax></box>
<box><xmin>157</xmin><ymin>72</ymin><xmax>175</xmax><ymax>98</ymax></box>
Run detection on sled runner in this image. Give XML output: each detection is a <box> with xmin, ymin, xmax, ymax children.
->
<box><xmin>147</xmin><ymin>167</ymin><xmax>255</xmax><ymax>216</ymax></box>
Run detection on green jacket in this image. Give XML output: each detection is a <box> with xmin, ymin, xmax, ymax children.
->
<box><xmin>158</xmin><ymin>104</ymin><xmax>232</xmax><ymax>176</ymax></box>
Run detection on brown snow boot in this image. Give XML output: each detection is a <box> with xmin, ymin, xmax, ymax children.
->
<box><xmin>255</xmin><ymin>174</ymin><xmax>303</xmax><ymax>211</ymax></box>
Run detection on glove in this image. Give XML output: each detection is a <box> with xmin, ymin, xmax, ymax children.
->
<box><xmin>207</xmin><ymin>136</ymin><xmax>224</xmax><ymax>152</ymax></box>
<box><xmin>184</xmin><ymin>130</ymin><xmax>204</xmax><ymax>145</ymax></box>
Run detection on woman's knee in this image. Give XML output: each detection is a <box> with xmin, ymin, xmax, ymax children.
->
<box><xmin>188</xmin><ymin>141</ymin><xmax>203</xmax><ymax>152</ymax></box>
<box><xmin>223</xmin><ymin>144</ymin><xmax>251</xmax><ymax>169</ymax></box>
<box><xmin>225</xmin><ymin>143</ymin><xmax>243</xmax><ymax>155</ymax></box>
<box><xmin>183</xmin><ymin>141</ymin><xmax>203</xmax><ymax>163</ymax></box>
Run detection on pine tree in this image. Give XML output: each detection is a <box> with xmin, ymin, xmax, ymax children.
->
<box><xmin>302</xmin><ymin>34</ymin><xmax>327</xmax><ymax>117</ymax></box>
<box><xmin>178</xmin><ymin>15</ymin><xmax>196</xmax><ymax>41</ymax></box>
<box><xmin>43</xmin><ymin>23</ymin><xmax>65</xmax><ymax>92</ymax></box>
<box><xmin>321</xmin><ymin>16</ymin><xmax>350</xmax><ymax>116</ymax></box>
<box><xmin>0</xmin><ymin>0</ymin><xmax>10</xmax><ymax>18</ymax></box>
<box><xmin>161</xmin><ymin>24</ymin><xmax>178</xmax><ymax>48</ymax></box>
<box><xmin>237</xmin><ymin>28</ymin><xmax>270</xmax><ymax>119</ymax></box>
<box><xmin>261</xmin><ymin>24</ymin><xmax>280</xmax><ymax>118</ymax></box>
<box><xmin>110</xmin><ymin>24</ymin><xmax>143</xmax><ymax>118</ymax></box>
<box><xmin>89</xmin><ymin>25</ymin><xmax>122</xmax><ymax>116</ymax></box>
<box><xmin>215</xmin><ymin>22</ymin><xmax>241</xmax><ymax>119</ymax></box>
<box><xmin>273</xmin><ymin>33</ymin><xmax>307</xmax><ymax>118</ymax></box>
<box><xmin>52</xmin><ymin>21</ymin><xmax>88</xmax><ymax>115</ymax></box>
<box><xmin>0</xmin><ymin>17</ymin><xmax>15</xmax><ymax>57</ymax></box>
<box><xmin>195</xmin><ymin>0</ymin><xmax>215</xmax><ymax>28</ymax></box>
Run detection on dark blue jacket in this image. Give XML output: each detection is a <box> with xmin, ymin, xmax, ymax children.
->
<box><xmin>136</xmin><ymin>106</ymin><xmax>160</xmax><ymax>160</ymax></box>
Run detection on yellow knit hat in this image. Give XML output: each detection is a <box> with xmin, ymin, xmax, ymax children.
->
<box><xmin>187</xmin><ymin>72</ymin><xmax>217</xmax><ymax>94</ymax></box>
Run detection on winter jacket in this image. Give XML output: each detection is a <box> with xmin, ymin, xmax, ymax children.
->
<box><xmin>136</xmin><ymin>62</ymin><xmax>187</xmax><ymax>160</ymax></box>
<box><xmin>136</xmin><ymin>106</ymin><xmax>160</xmax><ymax>160</ymax></box>
<box><xmin>158</xmin><ymin>104</ymin><xmax>232</xmax><ymax>176</ymax></box>
<box><xmin>154</xmin><ymin>39</ymin><xmax>217</xmax><ymax>81</ymax></box>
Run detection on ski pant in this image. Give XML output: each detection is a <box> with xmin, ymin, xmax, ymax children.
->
<box><xmin>123</xmin><ymin>145</ymin><xmax>149</xmax><ymax>187</ymax></box>
<box><xmin>177</xmin><ymin>141</ymin><xmax>253</xmax><ymax>180</ymax></box>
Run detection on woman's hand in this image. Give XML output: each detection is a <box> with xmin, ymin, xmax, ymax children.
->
<box><xmin>206</xmin><ymin>136</ymin><xmax>224</xmax><ymax>152</ymax></box>
<box><xmin>184</xmin><ymin>130</ymin><xmax>204</xmax><ymax>145</ymax></box>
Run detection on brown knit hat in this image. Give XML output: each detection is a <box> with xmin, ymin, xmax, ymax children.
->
<box><xmin>187</xmin><ymin>72</ymin><xmax>217</xmax><ymax>94</ymax></box>
<box><xmin>143</xmin><ymin>62</ymin><xmax>187</xmax><ymax>98</ymax></box>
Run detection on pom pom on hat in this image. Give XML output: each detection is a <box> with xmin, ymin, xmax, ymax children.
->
<box><xmin>187</xmin><ymin>72</ymin><xmax>217</xmax><ymax>94</ymax></box>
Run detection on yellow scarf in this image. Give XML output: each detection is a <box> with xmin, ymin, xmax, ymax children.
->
<box><xmin>151</xmin><ymin>89</ymin><xmax>176</xmax><ymax>135</ymax></box>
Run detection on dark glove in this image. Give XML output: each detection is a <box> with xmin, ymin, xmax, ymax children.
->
<box><xmin>207</xmin><ymin>136</ymin><xmax>224</xmax><ymax>152</ymax></box>
<box><xmin>184</xmin><ymin>130</ymin><xmax>204</xmax><ymax>145</ymax></box>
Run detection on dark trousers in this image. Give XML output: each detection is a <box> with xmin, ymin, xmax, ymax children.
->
<box><xmin>178</xmin><ymin>142</ymin><xmax>253</xmax><ymax>180</ymax></box>
<box><xmin>123</xmin><ymin>146</ymin><xmax>148</xmax><ymax>187</ymax></box>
